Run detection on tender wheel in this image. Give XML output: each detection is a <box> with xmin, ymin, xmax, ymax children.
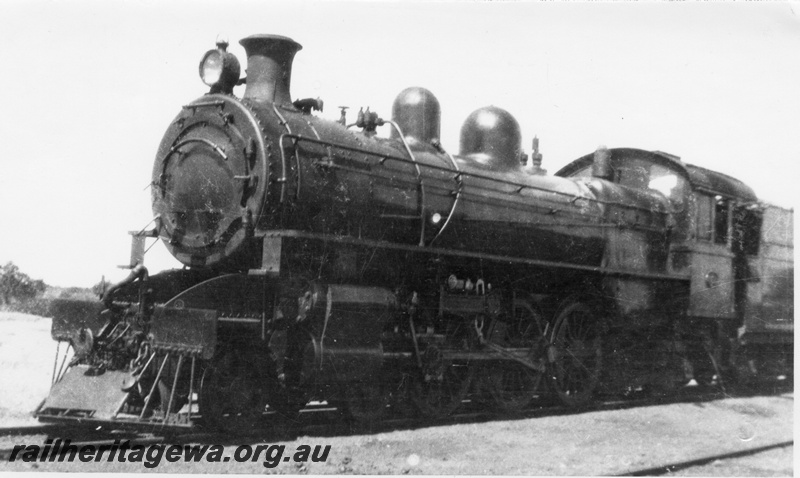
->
<box><xmin>199</xmin><ymin>346</ymin><xmax>269</xmax><ymax>433</ymax></box>
<box><xmin>485</xmin><ymin>300</ymin><xmax>545</xmax><ymax>412</ymax></box>
<box><xmin>412</xmin><ymin>345</ymin><xmax>473</xmax><ymax>418</ymax></box>
<box><xmin>648</xmin><ymin>338</ymin><xmax>691</xmax><ymax>395</ymax></box>
<box><xmin>692</xmin><ymin>357</ymin><xmax>717</xmax><ymax>387</ymax></box>
<box><xmin>687</xmin><ymin>334</ymin><xmax>719</xmax><ymax>388</ymax></box>
<box><xmin>549</xmin><ymin>300</ymin><xmax>603</xmax><ymax>407</ymax></box>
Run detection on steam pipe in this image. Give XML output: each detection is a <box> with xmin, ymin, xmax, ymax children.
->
<box><xmin>102</xmin><ymin>263</ymin><xmax>149</xmax><ymax>309</ymax></box>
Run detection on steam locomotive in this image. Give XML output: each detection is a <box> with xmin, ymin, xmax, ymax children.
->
<box><xmin>35</xmin><ymin>34</ymin><xmax>793</xmax><ymax>432</ymax></box>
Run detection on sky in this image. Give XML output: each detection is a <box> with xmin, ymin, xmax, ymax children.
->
<box><xmin>0</xmin><ymin>0</ymin><xmax>798</xmax><ymax>287</ymax></box>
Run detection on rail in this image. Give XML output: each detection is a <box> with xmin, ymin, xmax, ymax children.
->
<box><xmin>616</xmin><ymin>440</ymin><xmax>793</xmax><ymax>476</ymax></box>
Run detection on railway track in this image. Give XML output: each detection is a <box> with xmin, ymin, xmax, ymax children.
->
<box><xmin>617</xmin><ymin>441</ymin><xmax>794</xmax><ymax>476</ymax></box>
<box><xmin>2</xmin><ymin>383</ymin><xmax>783</xmax><ymax>442</ymax></box>
<box><xmin>2</xmin><ymin>384</ymin><xmax>791</xmax><ymax>466</ymax></box>
<box><xmin>1</xmin><ymin>389</ymin><xmax>791</xmax><ymax>475</ymax></box>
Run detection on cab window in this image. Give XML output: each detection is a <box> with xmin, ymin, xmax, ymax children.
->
<box><xmin>647</xmin><ymin>164</ymin><xmax>687</xmax><ymax>213</ymax></box>
<box><xmin>615</xmin><ymin>159</ymin><xmax>688</xmax><ymax>212</ymax></box>
<box><xmin>695</xmin><ymin>193</ymin><xmax>732</xmax><ymax>245</ymax></box>
<box><xmin>733</xmin><ymin>206</ymin><xmax>762</xmax><ymax>255</ymax></box>
<box><xmin>696</xmin><ymin>194</ymin><xmax>713</xmax><ymax>241</ymax></box>
<box><xmin>714</xmin><ymin>196</ymin><xmax>731</xmax><ymax>245</ymax></box>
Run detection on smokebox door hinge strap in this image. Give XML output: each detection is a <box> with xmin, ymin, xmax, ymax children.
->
<box><xmin>166</xmin><ymin>138</ymin><xmax>228</xmax><ymax>161</ymax></box>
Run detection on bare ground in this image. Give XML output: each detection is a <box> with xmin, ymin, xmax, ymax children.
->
<box><xmin>0</xmin><ymin>312</ymin><xmax>56</xmax><ymax>426</ymax></box>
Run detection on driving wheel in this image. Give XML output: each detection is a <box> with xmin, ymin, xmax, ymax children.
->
<box><xmin>486</xmin><ymin>299</ymin><xmax>545</xmax><ymax>412</ymax></box>
<box><xmin>199</xmin><ymin>346</ymin><xmax>269</xmax><ymax>433</ymax></box>
<box><xmin>411</xmin><ymin>344</ymin><xmax>473</xmax><ymax>418</ymax></box>
<box><xmin>549</xmin><ymin>300</ymin><xmax>603</xmax><ymax>407</ymax></box>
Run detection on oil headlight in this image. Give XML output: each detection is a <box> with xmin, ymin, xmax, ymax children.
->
<box><xmin>200</xmin><ymin>50</ymin><xmax>224</xmax><ymax>86</ymax></box>
<box><xmin>198</xmin><ymin>38</ymin><xmax>241</xmax><ymax>94</ymax></box>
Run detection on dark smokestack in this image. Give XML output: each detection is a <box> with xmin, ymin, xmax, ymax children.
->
<box><xmin>239</xmin><ymin>34</ymin><xmax>302</xmax><ymax>104</ymax></box>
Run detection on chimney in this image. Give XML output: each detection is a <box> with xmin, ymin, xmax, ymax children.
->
<box><xmin>239</xmin><ymin>34</ymin><xmax>302</xmax><ymax>104</ymax></box>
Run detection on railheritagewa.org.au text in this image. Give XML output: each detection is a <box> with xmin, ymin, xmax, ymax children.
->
<box><xmin>7</xmin><ymin>439</ymin><xmax>331</xmax><ymax>468</ymax></box>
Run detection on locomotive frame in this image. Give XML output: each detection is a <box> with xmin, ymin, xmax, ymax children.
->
<box><xmin>34</xmin><ymin>34</ymin><xmax>793</xmax><ymax>433</ymax></box>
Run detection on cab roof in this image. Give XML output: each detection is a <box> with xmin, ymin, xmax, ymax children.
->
<box><xmin>684</xmin><ymin>163</ymin><xmax>757</xmax><ymax>203</ymax></box>
<box><xmin>556</xmin><ymin>147</ymin><xmax>758</xmax><ymax>203</ymax></box>
<box><xmin>556</xmin><ymin>148</ymin><xmax>691</xmax><ymax>179</ymax></box>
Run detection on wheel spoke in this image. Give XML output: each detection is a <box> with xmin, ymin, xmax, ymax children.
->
<box><xmin>485</xmin><ymin>299</ymin><xmax>545</xmax><ymax>412</ymax></box>
<box><xmin>549</xmin><ymin>301</ymin><xmax>602</xmax><ymax>407</ymax></box>
<box><xmin>199</xmin><ymin>345</ymin><xmax>271</xmax><ymax>433</ymax></box>
<box><xmin>412</xmin><ymin>346</ymin><xmax>474</xmax><ymax>418</ymax></box>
